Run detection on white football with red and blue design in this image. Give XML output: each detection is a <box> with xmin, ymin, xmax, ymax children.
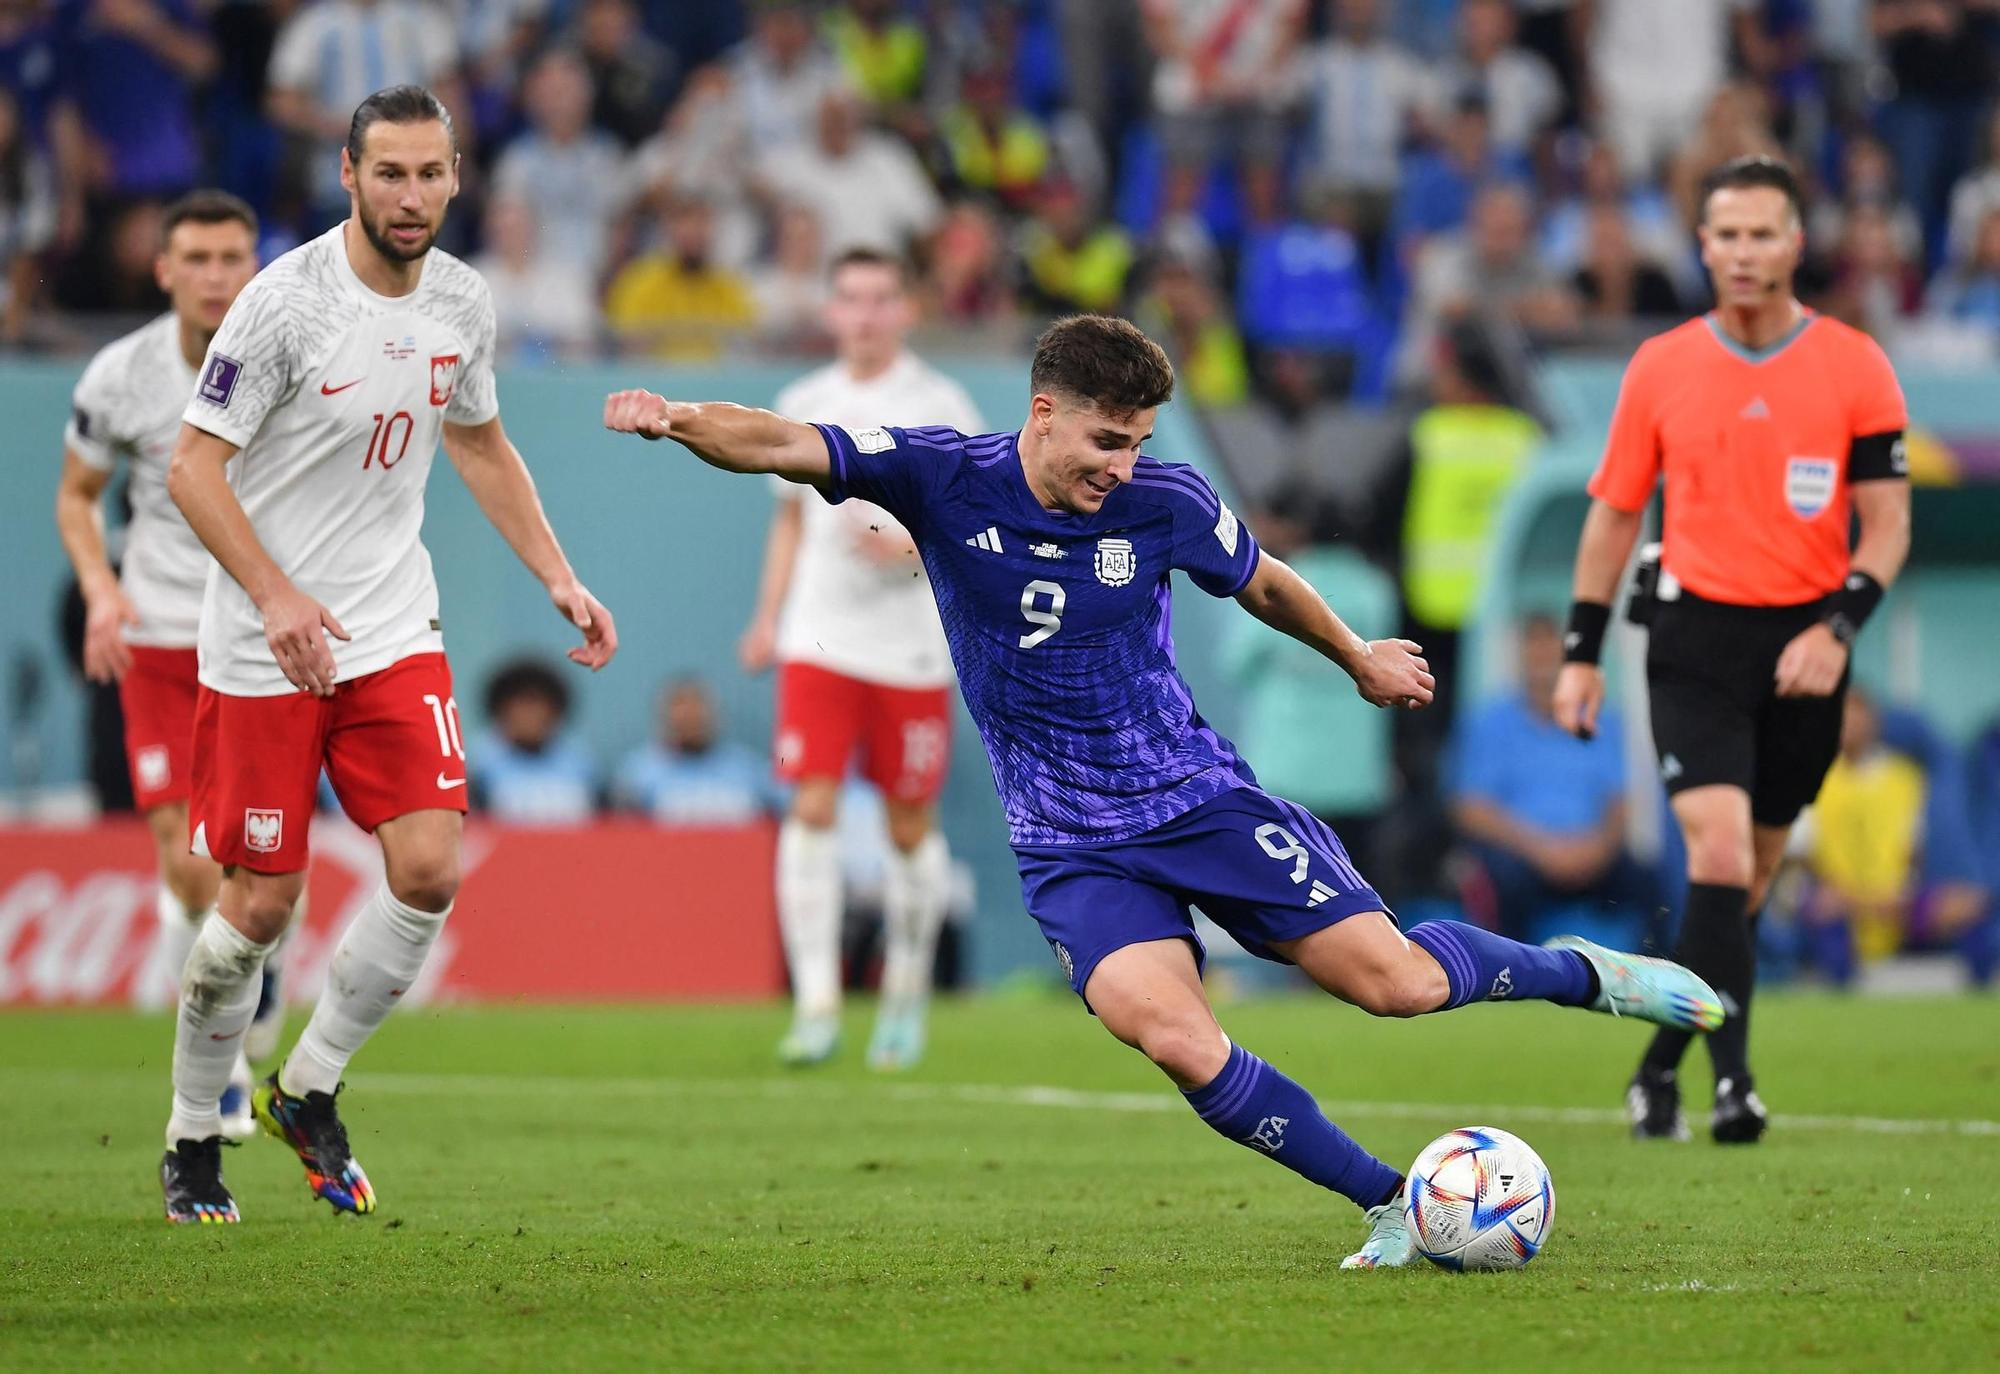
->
<box><xmin>1405</xmin><ymin>1126</ymin><xmax>1555</xmax><ymax>1271</ymax></box>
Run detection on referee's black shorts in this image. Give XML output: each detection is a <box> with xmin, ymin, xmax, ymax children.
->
<box><xmin>1645</xmin><ymin>591</ymin><xmax>1848</xmax><ymax>828</ymax></box>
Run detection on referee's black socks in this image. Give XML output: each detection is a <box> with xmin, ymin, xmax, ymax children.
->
<box><xmin>1641</xmin><ymin>883</ymin><xmax>1755</xmax><ymax>1084</ymax></box>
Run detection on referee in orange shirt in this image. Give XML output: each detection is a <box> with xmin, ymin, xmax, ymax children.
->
<box><xmin>1553</xmin><ymin>157</ymin><xmax>1912</xmax><ymax>1144</ymax></box>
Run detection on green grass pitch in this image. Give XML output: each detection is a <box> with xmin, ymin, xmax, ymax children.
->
<box><xmin>3</xmin><ymin>991</ymin><xmax>1996</xmax><ymax>1372</ymax></box>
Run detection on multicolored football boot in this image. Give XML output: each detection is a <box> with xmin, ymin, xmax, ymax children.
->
<box><xmin>253</xmin><ymin>1074</ymin><xmax>375</xmax><ymax>1215</ymax></box>
<box><xmin>161</xmin><ymin>1136</ymin><xmax>240</xmax><ymax>1224</ymax></box>
<box><xmin>1544</xmin><ymin>935</ymin><xmax>1727</xmax><ymax>1032</ymax></box>
<box><xmin>1340</xmin><ymin>1194</ymin><xmax>1416</xmax><ymax>1270</ymax></box>
<box><xmin>865</xmin><ymin>1003</ymin><xmax>928</xmax><ymax>1071</ymax></box>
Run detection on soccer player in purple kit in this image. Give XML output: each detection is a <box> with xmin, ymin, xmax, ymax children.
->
<box><xmin>604</xmin><ymin>315</ymin><xmax>1723</xmax><ymax>1269</ymax></box>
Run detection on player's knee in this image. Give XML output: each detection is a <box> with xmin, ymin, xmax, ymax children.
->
<box><xmin>1122</xmin><ymin>1006</ymin><xmax>1229</xmax><ymax>1085</ymax></box>
<box><xmin>885</xmin><ymin>805</ymin><xmax>932</xmax><ymax>854</ymax></box>
<box><xmin>1684</xmin><ymin>832</ymin><xmax>1754</xmax><ymax>887</ymax></box>
<box><xmin>228</xmin><ymin>882</ymin><xmax>300</xmax><ymax>945</ymax></box>
<box><xmin>162</xmin><ymin>850</ymin><xmax>220</xmax><ymax>914</ymax></box>
<box><xmin>1351</xmin><ymin>962</ymin><xmax>1446</xmax><ymax>1019</ymax></box>
<box><xmin>386</xmin><ymin>851</ymin><xmax>460</xmax><ymax>914</ymax></box>
<box><xmin>790</xmin><ymin>782</ymin><xmax>839</xmax><ymax>830</ymax></box>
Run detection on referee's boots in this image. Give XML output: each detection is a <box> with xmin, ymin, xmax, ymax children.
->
<box><xmin>1710</xmin><ymin>1076</ymin><xmax>1770</xmax><ymax>1145</ymax></box>
<box><xmin>1626</xmin><ymin>1066</ymin><xmax>1690</xmax><ymax>1141</ymax></box>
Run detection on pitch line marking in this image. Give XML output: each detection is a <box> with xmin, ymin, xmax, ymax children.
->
<box><xmin>348</xmin><ymin>1072</ymin><xmax>2000</xmax><ymax>1137</ymax></box>
<box><xmin>4</xmin><ymin>1067</ymin><xmax>1993</xmax><ymax>1136</ymax></box>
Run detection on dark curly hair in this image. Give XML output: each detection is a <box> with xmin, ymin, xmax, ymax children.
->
<box><xmin>1029</xmin><ymin>315</ymin><xmax>1176</xmax><ymax>416</ymax></box>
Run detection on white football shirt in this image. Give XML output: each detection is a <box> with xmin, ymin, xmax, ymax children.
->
<box><xmin>771</xmin><ymin>352</ymin><xmax>983</xmax><ymax>689</ymax></box>
<box><xmin>65</xmin><ymin>313</ymin><xmax>208</xmax><ymax>647</ymax></box>
<box><xmin>183</xmin><ymin>224</ymin><xmax>498</xmax><ymax>696</ymax></box>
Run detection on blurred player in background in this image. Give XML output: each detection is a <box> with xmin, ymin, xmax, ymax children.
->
<box><xmin>738</xmin><ymin>248</ymin><xmax>983</xmax><ymax>1070</ymax></box>
<box><xmin>53</xmin><ymin>190</ymin><xmax>296</xmax><ymax>1140</ymax></box>
<box><xmin>604</xmin><ymin>314</ymin><xmax>1722</xmax><ymax>1269</ymax></box>
<box><xmin>157</xmin><ymin>86</ymin><xmax>617</xmax><ymax>1224</ymax></box>
<box><xmin>1555</xmin><ymin>156</ymin><xmax>1911</xmax><ymax>1145</ymax></box>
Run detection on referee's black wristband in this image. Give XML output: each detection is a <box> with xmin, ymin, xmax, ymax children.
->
<box><xmin>1823</xmin><ymin>571</ymin><xmax>1885</xmax><ymax>645</ymax></box>
<box><xmin>1563</xmin><ymin>600</ymin><xmax>1612</xmax><ymax>665</ymax></box>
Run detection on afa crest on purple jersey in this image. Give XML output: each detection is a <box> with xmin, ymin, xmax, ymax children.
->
<box><xmin>813</xmin><ymin>423</ymin><xmax>1261</xmax><ymax>846</ymax></box>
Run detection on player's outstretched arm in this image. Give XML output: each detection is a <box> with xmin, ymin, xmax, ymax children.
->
<box><xmin>443</xmin><ymin>416</ymin><xmax>617</xmax><ymax>671</ymax></box>
<box><xmin>54</xmin><ymin>450</ymin><xmax>137</xmax><ymax>683</ymax></box>
<box><xmin>1553</xmin><ymin>498</ymin><xmax>1644</xmax><ymax>739</ymax></box>
<box><xmin>166</xmin><ymin>421</ymin><xmax>350</xmax><ymax>697</ymax></box>
<box><xmin>602</xmin><ymin>391</ymin><xmax>833</xmax><ymax>486</ymax></box>
<box><xmin>1234</xmin><ymin>552</ymin><xmax>1435</xmax><ymax>710</ymax></box>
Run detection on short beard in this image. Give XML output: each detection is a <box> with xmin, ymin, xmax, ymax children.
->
<box><xmin>359</xmin><ymin>211</ymin><xmax>436</xmax><ymax>264</ymax></box>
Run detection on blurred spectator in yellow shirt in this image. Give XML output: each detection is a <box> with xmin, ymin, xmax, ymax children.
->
<box><xmin>605</xmin><ymin>196</ymin><xmax>758</xmax><ymax>360</ymax></box>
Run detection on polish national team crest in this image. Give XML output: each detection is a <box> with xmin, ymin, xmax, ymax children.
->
<box><xmin>134</xmin><ymin>745</ymin><xmax>170</xmax><ymax>793</ymax></box>
<box><xmin>429</xmin><ymin>353</ymin><xmax>460</xmax><ymax>407</ymax></box>
<box><xmin>1094</xmin><ymin>537</ymin><xmax>1136</xmax><ymax>587</ymax></box>
<box><xmin>244</xmin><ymin>808</ymin><xmax>283</xmax><ymax>854</ymax></box>
<box><xmin>1785</xmin><ymin>456</ymin><xmax>1837</xmax><ymax>518</ymax></box>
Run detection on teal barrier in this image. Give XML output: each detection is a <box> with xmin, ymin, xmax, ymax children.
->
<box><xmin>0</xmin><ymin>358</ymin><xmax>1246</xmax><ymax>984</ymax></box>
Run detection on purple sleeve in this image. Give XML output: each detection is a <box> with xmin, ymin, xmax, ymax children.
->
<box><xmin>811</xmin><ymin>422</ymin><xmax>957</xmax><ymax>532</ymax></box>
<box><xmin>1164</xmin><ymin>465</ymin><xmax>1260</xmax><ymax>598</ymax></box>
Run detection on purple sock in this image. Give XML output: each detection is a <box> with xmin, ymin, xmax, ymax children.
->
<box><xmin>1182</xmin><ymin>1043</ymin><xmax>1401</xmax><ymax>1210</ymax></box>
<box><xmin>1405</xmin><ymin>921</ymin><xmax>1594</xmax><ymax>1010</ymax></box>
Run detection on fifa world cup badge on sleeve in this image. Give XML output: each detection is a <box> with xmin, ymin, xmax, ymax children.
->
<box><xmin>1214</xmin><ymin>503</ymin><xmax>1239</xmax><ymax>555</ymax></box>
<box><xmin>199</xmin><ymin>354</ymin><xmax>244</xmax><ymax>407</ymax></box>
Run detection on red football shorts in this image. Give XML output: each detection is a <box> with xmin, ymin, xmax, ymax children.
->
<box><xmin>119</xmin><ymin>645</ymin><xmax>200</xmax><ymax>812</ymax></box>
<box><xmin>774</xmin><ymin>661</ymin><xmax>953</xmax><ymax>804</ymax></box>
<box><xmin>190</xmin><ymin>652</ymin><xmax>468</xmax><ymax>872</ymax></box>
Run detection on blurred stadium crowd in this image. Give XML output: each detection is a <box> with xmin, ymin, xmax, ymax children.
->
<box><xmin>10</xmin><ymin>0</ymin><xmax>1999</xmax><ymax>987</ymax></box>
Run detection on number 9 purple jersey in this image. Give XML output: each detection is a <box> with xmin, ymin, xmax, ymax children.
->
<box><xmin>813</xmin><ymin>422</ymin><xmax>1262</xmax><ymax>846</ymax></box>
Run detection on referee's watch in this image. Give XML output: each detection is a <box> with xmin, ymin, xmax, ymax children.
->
<box><xmin>1823</xmin><ymin>611</ymin><xmax>1858</xmax><ymax>646</ymax></box>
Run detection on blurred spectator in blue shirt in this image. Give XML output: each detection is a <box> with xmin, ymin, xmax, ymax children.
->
<box><xmin>51</xmin><ymin>0</ymin><xmax>214</xmax><ymax>199</ymax></box>
<box><xmin>614</xmin><ymin>676</ymin><xmax>780</xmax><ymax>825</ymax></box>
<box><xmin>1872</xmin><ymin>0</ymin><xmax>1999</xmax><ymax>265</ymax></box>
<box><xmin>469</xmin><ymin>657</ymin><xmax>600</xmax><ymax>824</ymax></box>
<box><xmin>1451</xmin><ymin>615</ymin><xmax>1655</xmax><ymax>942</ymax></box>
<box><xmin>1389</xmin><ymin>93</ymin><xmax>1528</xmax><ymax>262</ymax></box>
<box><xmin>1539</xmin><ymin>138</ymin><xmax>1688</xmax><ymax>296</ymax></box>
<box><xmin>1437</xmin><ymin>0</ymin><xmax>1561</xmax><ymax>161</ymax></box>
<box><xmin>722</xmin><ymin>0</ymin><xmax>847</xmax><ymax>157</ymax></box>
<box><xmin>1944</xmin><ymin>107</ymin><xmax>2000</xmax><ymax>268</ymax></box>
<box><xmin>1924</xmin><ymin>205</ymin><xmax>2000</xmax><ymax>333</ymax></box>
<box><xmin>491</xmin><ymin>47</ymin><xmax>624</xmax><ymax>277</ymax></box>
<box><xmin>575</xmin><ymin>0</ymin><xmax>677</xmax><ymax>148</ymax></box>
<box><xmin>265</xmin><ymin>0</ymin><xmax>467</xmax><ymax>230</ymax></box>
<box><xmin>0</xmin><ymin>0</ymin><xmax>62</xmax><ymax>150</ymax></box>
<box><xmin>1299</xmin><ymin>0</ymin><xmax>1430</xmax><ymax>265</ymax></box>
<box><xmin>1236</xmin><ymin>208</ymin><xmax>1377</xmax><ymax>361</ymax></box>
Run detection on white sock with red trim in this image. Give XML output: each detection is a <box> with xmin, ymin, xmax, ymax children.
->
<box><xmin>281</xmin><ymin>885</ymin><xmax>448</xmax><ymax>1096</ymax></box>
<box><xmin>880</xmin><ymin>831</ymin><xmax>950</xmax><ymax>1011</ymax></box>
<box><xmin>777</xmin><ymin>819</ymin><xmax>843</xmax><ymax>1021</ymax></box>
<box><xmin>166</xmin><ymin>915</ymin><xmax>274</xmax><ymax>1144</ymax></box>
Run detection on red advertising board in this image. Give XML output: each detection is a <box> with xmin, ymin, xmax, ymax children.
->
<box><xmin>0</xmin><ymin>818</ymin><xmax>782</xmax><ymax>1007</ymax></box>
